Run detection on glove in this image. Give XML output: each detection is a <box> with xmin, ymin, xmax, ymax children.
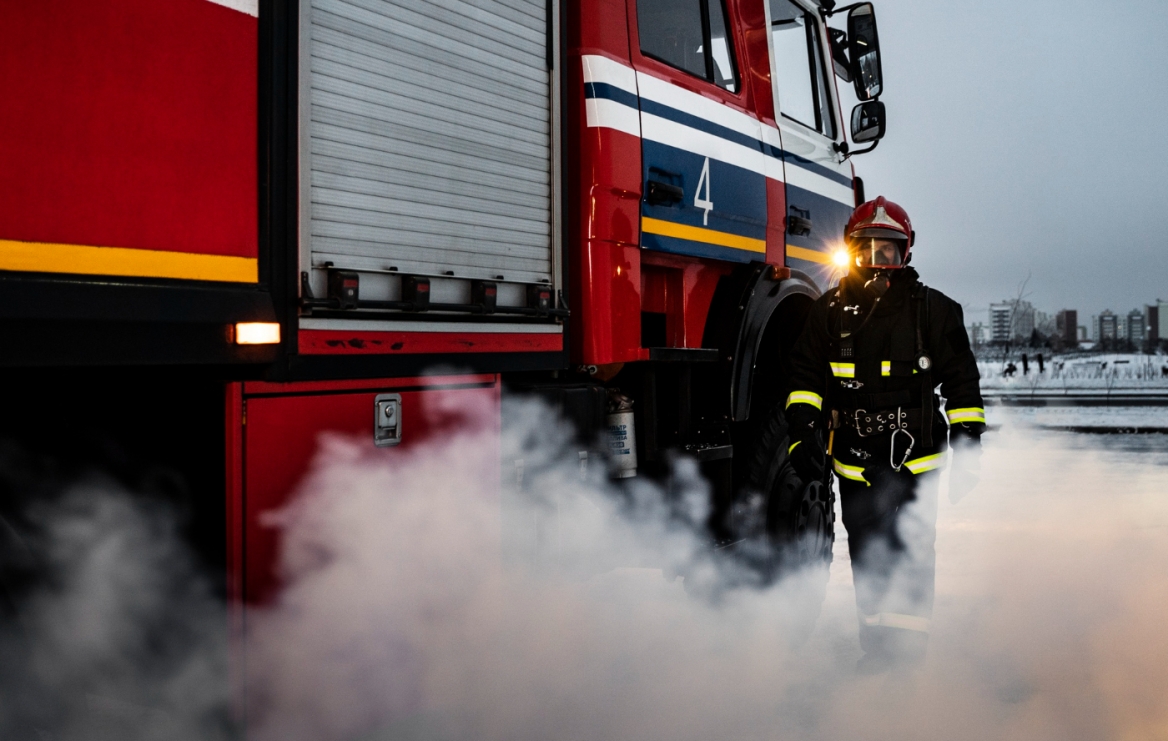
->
<box><xmin>786</xmin><ymin>405</ymin><xmax>826</xmax><ymax>483</ymax></box>
<box><xmin>948</xmin><ymin>424</ymin><xmax>982</xmax><ymax>504</ymax></box>
<box><xmin>789</xmin><ymin>436</ymin><xmax>826</xmax><ymax>483</ymax></box>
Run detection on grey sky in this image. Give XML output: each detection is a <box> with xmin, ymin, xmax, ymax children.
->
<box><xmin>840</xmin><ymin>0</ymin><xmax>1168</xmax><ymax>325</ymax></box>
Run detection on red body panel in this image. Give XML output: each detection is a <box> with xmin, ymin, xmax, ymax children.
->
<box><xmin>567</xmin><ymin>0</ymin><xmax>782</xmax><ymax>366</ymax></box>
<box><xmin>0</xmin><ymin>0</ymin><xmax>257</xmax><ymax>260</ymax></box>
<box><xmin>230</xmin><ymin>375</ymin><xmax>500</xmax><ymax>606</ymax></box>
<box><xmin>737</xmin><ymin>0</ymin><xmax>777</xmax><ymax>125</ymax></box>
<box><xmin>641</xmin><ymin>252</ymin><xmax>734</xmax><ymax>349</ymax></box>
<box><xmin>566</xmin><ymin>0</ymin><xmax>641</xmax><ymax>365</ymax></box>
<box><xmin>298</xmin><ymin>330</ymin><xmax>563</xmax><ymax>356</ymax></box>
<box><xmin>572</xmin><ymin>239</ymin><xmax>646</xmax><ymax>365</ymax></box>
<box><xmin>766</xmin><ymin>180</ymin><xmax>788</xmax><ymax>264</ymax></box>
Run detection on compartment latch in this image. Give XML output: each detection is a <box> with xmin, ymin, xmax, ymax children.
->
<box><xmin>374</xmin><ymin>393</ymin><xmax>402</xmax><ymax>447</ymax></box>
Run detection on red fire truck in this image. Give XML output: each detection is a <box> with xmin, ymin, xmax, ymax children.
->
<box><xmin>0</xmin><ymin>0</ymin><xmax>886</xmax><ymax>682</ymax></box>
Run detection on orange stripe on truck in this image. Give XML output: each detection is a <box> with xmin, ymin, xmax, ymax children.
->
<box><xmin>0</xmin><ymin>239</ymin><xmax>258</xmax><ymax>283</ymax></box>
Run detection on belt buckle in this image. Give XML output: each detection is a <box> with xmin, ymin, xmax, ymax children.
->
<box><xmin>853</xmin><ymin>408</ymin><xmax>869</xmax><ymax>437</ymax></box>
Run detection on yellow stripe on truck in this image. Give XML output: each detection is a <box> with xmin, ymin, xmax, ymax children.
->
<box><xmin>641</xmin><ymin>217</ymin><xmax>766</xmax><ymax>253</ymax></box>
<box><xmin>786</xmin><ymin>245</ymin><xmax>832</xmax><ymax>264</ymax></box>
<box><xmin>0</xmin><ymin>238</ymin><xmax>259</xmax><ymax>283</ymax></box>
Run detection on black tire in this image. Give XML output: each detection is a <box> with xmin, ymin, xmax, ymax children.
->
<box><xmin>734</xmin><ymin>402</ymin><xmax>835</xmax><ymax>581</ymax></box>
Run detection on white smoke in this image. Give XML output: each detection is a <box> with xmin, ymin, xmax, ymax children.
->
<box><xmin>3</xmin><ymin>397</ymin><xmax>1168</xmax><ymax>740</ymax></box>
<box><xmin>0</xmin><ymin>474</ymin><xmax>228</xmax><ymax>740</ymax></box>
<box><xmin>243</xmin><ymin>394</ymin><xmax>1168</xmax><ymax>741</ymax></box>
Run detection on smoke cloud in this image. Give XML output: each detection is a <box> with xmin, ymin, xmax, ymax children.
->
<box><xmin>0</xmin><ymin>470</ymin><xmax>229</xmax><ymax>740</ymax></box>
<box><xmin>2</xmin><ymin>397</ymin><xmax>1167</xmax><ymax>740</ymax></box>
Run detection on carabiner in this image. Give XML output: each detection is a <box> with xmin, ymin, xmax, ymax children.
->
<box><xmin>890</xmin><ymin>427</ymin><xmax>915</xmax><ymax>472</ymax></box>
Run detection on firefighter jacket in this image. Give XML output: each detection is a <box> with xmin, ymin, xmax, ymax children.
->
<box><xmin>785</xmin><ymin>267</ymin><xmax>984</xmax><ymax>484</ymax></box>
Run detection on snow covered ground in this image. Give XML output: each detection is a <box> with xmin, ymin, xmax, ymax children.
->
<box><xmin>977</xmin><ymin>354</ymin><xmax>1168</xmax><ymax>406</ymax></box>
<box><xmin>985</xmin><ymin>404</ymin><xmax>1168</xmax><ymax>430</ymax></box>
<box><xmin>979</xmin><ymin>354</ymin><xmax>1168</xmax><ymax>391</ymax></box>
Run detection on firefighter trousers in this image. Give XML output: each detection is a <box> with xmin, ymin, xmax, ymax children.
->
<box><xmin>837</xmin><ymin>459</ymin><xmax>940</xmax><ymax>662</ymax></box>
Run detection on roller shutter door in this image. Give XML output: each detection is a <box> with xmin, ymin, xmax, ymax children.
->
<box><xmin>305</xmin><ymin>0</ymin><xmax>553</xmax><ymax>285</ymax></box>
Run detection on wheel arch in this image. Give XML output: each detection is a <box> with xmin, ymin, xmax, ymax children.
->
<box><xmin>702</xmin><ymin>264</ymin><xmax>822</xmax><ymax>423</ymax></box>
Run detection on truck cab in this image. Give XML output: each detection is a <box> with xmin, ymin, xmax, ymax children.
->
<box><xmin>563</xmin><ymin>0</ymin><xmax>886</xmax><ymax>545</ymax></box>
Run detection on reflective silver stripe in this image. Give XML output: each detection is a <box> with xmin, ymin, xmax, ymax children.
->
<box><xmin>904</xmin><ymin>451</ymin><xmax>948</xmax><ymax>474</ymax></box>
<box><xmin>947</xmin><ymin>407</ymin><xmax>986</xmax><ymax>424</ymax></box>
<box><xmin>862</xmin><ymin>612</ymin><xmax>930</xmax><ymax>633</ymax></box>
<box><xmin>786</xmin><ymin>391</ymin><xmax>823</xmax><ymax>410</ymax></box>
<box><xmin>829</xmin><ymin>362</ymin><xmax>855</xmax><ymax>378</ymax></box>
<box><xmin>833</xmin><ymin>459</ymin><xmax>869</xmax><ymax>485</ymax></box>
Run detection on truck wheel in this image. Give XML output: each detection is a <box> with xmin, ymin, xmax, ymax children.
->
<box><xmin>737</xmin><ymin>402</ymin><xmax>835</xmax><ymax>580</ymax></box>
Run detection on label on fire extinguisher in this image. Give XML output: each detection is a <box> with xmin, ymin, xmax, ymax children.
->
<box><xmin>606</xmin><ymin>411</ymin><xmax>638</xmax><ymax>479</ymax></box>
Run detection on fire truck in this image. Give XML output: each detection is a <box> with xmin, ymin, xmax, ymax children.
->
<box><xmin>0</xmin><ymin>0</ymin><xmax>886</xmax><ymax>694</ymax></box>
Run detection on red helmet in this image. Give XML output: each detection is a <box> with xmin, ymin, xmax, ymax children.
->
<box><xmin>845</xmin><ymin>196</ymin><xmax>915</xmax><ymax>268</ymax></box>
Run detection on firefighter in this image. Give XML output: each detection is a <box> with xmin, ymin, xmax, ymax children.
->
<box><xmin>784</xmin><ymin>197</ymin><xmax>984</xmax><ymax>673</ymax></box>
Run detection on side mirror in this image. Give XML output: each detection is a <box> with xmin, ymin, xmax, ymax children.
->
<box><xmin>847</xmin><ymin>3</ymin><xmax>883</xmax><ymax>100</ymax></box>
<box><xmin>850</xmin><ymin>101</ymin><xmax>885</xmax><ymax>143</ymax></box>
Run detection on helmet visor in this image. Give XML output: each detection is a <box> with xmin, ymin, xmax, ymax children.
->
<box><xmin>851</xmin><ymin>237</ymin><xmax>906</xmax><ymax>268</ymax></box>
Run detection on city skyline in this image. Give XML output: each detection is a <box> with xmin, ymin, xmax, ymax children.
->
<box><xmin>970</xmin><ymin>297</ymin><xmax>1168</xmax><ymax>348</ymax></box>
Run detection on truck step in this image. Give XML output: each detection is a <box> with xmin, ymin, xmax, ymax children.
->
<box><xmin>647</xmin><ymin>347</ymin><xmax>721</xmax><ymax>363</ymax></box>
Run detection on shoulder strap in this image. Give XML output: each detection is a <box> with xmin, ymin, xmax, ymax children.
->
<box><xmin>912</xmin><ymin>283</ymin><xmax>934</xmax><ymax>446</ymax></box>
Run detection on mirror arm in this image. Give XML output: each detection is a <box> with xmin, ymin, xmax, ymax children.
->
<box><xmin>823</xmin><ymin>2</ymin><xmax>867</xmax><ymax>17</ymax></box>
<box><xmin>843</xmin><ymin>139</ymin><xmax>880</xmax><ymax>160</ymax></box>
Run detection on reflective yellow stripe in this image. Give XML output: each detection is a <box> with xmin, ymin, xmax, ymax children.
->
<box><xmin>881</xmin><ymin>360</ymin><xmax>891</xmax><ymax>377</ymax></box>
<box><xmin>642</xmin><ymin>217</ymin><xmax>767</xmax><ymax>253</ymax></box>
<box><xmin>904</xmin><ymin>451</ymin><xmax>949</xmax><ymax>474</ymax></box>
<box><xmin>862</xmin><ymin>612</ymin><xmax>931</xmax><ymax>633</ymax></box>
<box><xmin>788</xmin><ymin>441</ymin><xmax>801</xmax><ymax>454</ymax></box>
<box><xmin>829</xmin><ymin>362</ymin><xmax>855</xmax><ymax>378</ymax></box>
<box><xmin>947</xmin><ymin>407</ymin><xmax>986</xmax><ymax>424</ymax></box>
<box><xmin>833</xmin><ymin>458</ymin><xmax>869</xmax><ymax>486</ymax></box>
<box><xmin>786</xmin><ymin>245</ymin><xmax>833</xmax><ymax>264</ymax></box>
<box><xmin>0</xmin><ymin>238</ymin><xmax>258</xmax><ymax>283</ymax></box>
<box><xmin>785</xmin><ymin>391</ymin><xmax>823</xmax><ymax>410</ymax></box>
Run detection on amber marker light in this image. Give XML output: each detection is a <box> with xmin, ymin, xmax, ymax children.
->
<box><xmin>233</xmin><ymin>322</ymin><xmax>281</xmax><ymax>345</ymax></box>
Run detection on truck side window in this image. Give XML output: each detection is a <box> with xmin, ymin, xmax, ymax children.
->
<box><xmin>638</xmin><ymin>0</ymin><xmax>739</xmax><ymax>93</ymax></box>
<box><xmin>770</xmin><ymin>0</ymin><xmax>835</xmax><ymax>137</ymax></box>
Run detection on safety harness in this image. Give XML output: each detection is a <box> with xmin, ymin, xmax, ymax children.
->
<box><xmin>826</xmin><ymin>278</ymin><xmax>934</xmax><ymax>471</ymax></box>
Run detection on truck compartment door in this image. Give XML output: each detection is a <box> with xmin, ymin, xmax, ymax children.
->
<box><xmin>299</xmin><ymin>0</ymin><xmax>560</xmax><ymax>313</ymax></box>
